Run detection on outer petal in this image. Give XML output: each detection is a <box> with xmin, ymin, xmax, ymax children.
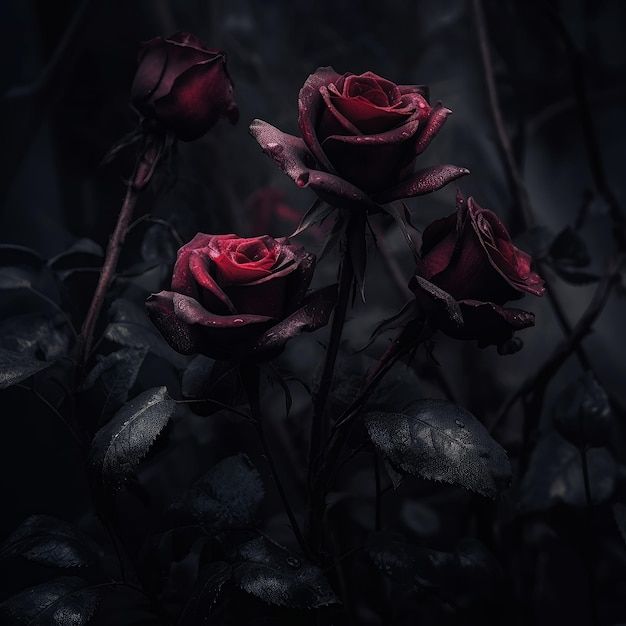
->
<box><xmin>297</xmin><ymin>66</ymin><xmax>343</xmax><ymax>172</ymax></box>
<box><xmin>171</xmin><ymin>233</ymin><xmax>224</xmax><ymax>296</ymax></box>
<box><xmin>320</xmin><ymin>115</ymin><xmax>422</xmax><ymax>192</ymax></box>
<box><xmin>154</xmin><ymin>57</ymin><xmax>238</xmax><ymax>141</ymax></box>
<box><xmin>145</xmin><ymin>290</ymin><xmax>201</xmax><ymax>355</ymax></box>
<box><xmin>250</xmin><ymin>284</ymin><xmax>337</xmax><ymax>360</ymax></box>
<box><xmin>188</xmin><ymin>251</ymin><xmax>236</xmax><ymax>314</ymax></box>
<box><xmin>414</xmin><ymin>104</ymin><xmax>452</xmax><ymax>155</ymax></box>
<box><xmin>131</xmin><ymin>38</ymin><xmax>168</xmax><ymax>107</ymax></box>
<box><xmin>457</xmin><ymin>300</ymin><xmax>535</xmax><ymax>347</ymax></box>
<box><xmin>375</xmin><ymin>164</ymin><xmax>470</xmax><ymax>203</ymax></box>
<box><xmin>249</xmin><ymin>119</ymin><xmax>379</xmax><ymax>211</ymax></box>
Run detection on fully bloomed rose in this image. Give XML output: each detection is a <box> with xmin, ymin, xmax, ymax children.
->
<box><xmin>410</xmin><ymin>194</ymin><xmax>545</xmax><ymax>350</ymax></box>
<box><xmin>146</xmin><ymin>234</ymin><xmax>335</xmax><ymax>361</ymax></box>
<box><xmin>131</xmin><ymin>32</ymin><xmax>238</xmax><ymax>141</ymax></box>
<box><xmin>250</xmin><ymin>67</ymin><xmax>468</xmax><ymax>211</ymax></box>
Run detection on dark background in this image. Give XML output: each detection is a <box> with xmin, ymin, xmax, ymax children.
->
<box><xmin>1</xmin><ymin>1</ymin><xmax>625</xmax><ymax>624</ymax></box>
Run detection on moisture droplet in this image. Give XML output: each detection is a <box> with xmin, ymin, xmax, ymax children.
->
<box><xmin>286</xmin><ymin>556</ymin><xmax>300</xmax><ymax>568</ymax></box>
<box><xmin>455</xmin><ymin>419</ymin><xmax>465</xmax><ymax>428</ymax></box>
<box><xmin>233</xmin><ymin>318</ymin><xmax>244</xmax><ymax>324</ymax></box>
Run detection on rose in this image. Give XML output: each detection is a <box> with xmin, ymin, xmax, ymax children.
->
<box><xmin>410</xmin><ymin>194</ymin><xmax>545</xmax><ymax>350</ymax></box>
<box><xmin>250</xmin><ymin>67</ymin><xmax>468</xmax><ymax>211</ymax></box>
<box><xmin>131</xmin><ymin>32</ymin><xmax>238</xmax><ymax>141</ymax></box>
<box><xmin>146</xmin><ymin>233</ymin><xmax>336</xmax><ymax>361</ymax></box>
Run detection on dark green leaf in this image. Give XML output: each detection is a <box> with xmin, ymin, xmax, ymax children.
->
<box><xmin>553</xmin><ymin>373</ymin><xmax>612</xmax><ymax>447</ymax></box>
<box><xmin>0</xmin><ymin>577</ymin><xmax>100</xmax><ymax>625</ymax></box>
<box><xmin>82</xmin><ymin>347</ymin><xmax>148</xmax><ymax>410</ymax></box>
<box><xmin>179</xmin><ymin>561</ymin><xmax>231</xmax><ymax>625</ymax></box>
<box><xmin>518</xmin><ymin>431</ymin><xmax>616</xmax><ymax>512</ymax></box>
<box><xmin>0</xmin><ymin>244</ymin><xmax>44</xmax><ymax>268</ymax></box>
<box><xmin>89</xmin><ymin>386</ymin><xmax>175</xmax><ymax>486</ymax></box>
<box><xmin>291</xmin><ymin>198</ymin><xmax>333</xmax><ymax>237</ymax></box>
<box><xmin>365</xmin><ymin>399</ymin><xmax>511</xmax><ymax>498</ymax></box>
<box><xmin>0</xmin><ymin>515</ymin><xmax>99</xmax><ymax>568</ymax></box>
<box><xmin>234</xmin><ymin>537</ymin><xmax>337</xmax><ymax>608</ymax></box>
<box><xmin>48</xmin><ymin>239</ymin><xmax>103</xmax><ymax>271</ymax></box>
<box><xmin>169</xmin><ymin>454</ymin><xmax>263</xmax><ymax>530</ymax></box>
<box><xmin>0</xmin><ymin>348</ymin><xmax>52</xmax><ymax>389</ymax></box>
<box><xmin>0</xmin><ymin>267</ymin><xmax>32</xmax><ymax>290</ymax></box>
<box><xmin>0</xmin><ymin>314</ymin><xmax>70</xmax><ymax>361</ymax></box>
<box><xmin>104</xmin><ymin>299</ymin><xmax>187</xmax><ymax>368</ymax></box>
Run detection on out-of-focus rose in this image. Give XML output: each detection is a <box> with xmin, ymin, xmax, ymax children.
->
<box><xmin>131</xmin><ymin>32</ymin><xmax>238</xmax><ymax>141</ymax></box>
<box><xmin>246</xmin><ymin>187</ymin><xmax>302</xmax><ymax>236</ymax></box>
<box><xmin>146</xmin><ymin>233</ymin><xmax>335</xmax><ymax>361</ymax></box>
<box><xmin>250</xmin><ymin>67</ymin><xmax>468</xmax><ymax>211</ymax></box>
<box><xmin>410</xmin><ymin>194</ymin><xmax>545</xmax><ymax>350</ymax></box>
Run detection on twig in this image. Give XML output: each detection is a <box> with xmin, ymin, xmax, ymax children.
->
<box><xmin>490</xmin><ymin>256</ymin><xmax>622</xmax><ymax>434</ymax></box>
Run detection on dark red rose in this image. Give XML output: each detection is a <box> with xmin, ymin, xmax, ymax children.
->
<box><xmin>410</xmin><ymin>194</ymin><xmax>545</xmax><ymax>350</ymax></box>
<box><xmin>250</xmin><ymin>67</ymin><xmax>468</xmax><ymax>211</ymax></box>
<box><xmin>146</xmin><ymin>233</ymin><xmax>335</xmax><ymax>361</ymax></box>
<box><xmin>131</xmin><ymin>32</ymin><xmax>238</xmax><ymax>141</ymax></box>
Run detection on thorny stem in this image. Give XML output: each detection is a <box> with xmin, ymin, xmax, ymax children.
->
<box><xmin>76</xmin><ymin>135</ymin><xmax>164</xmax><ymax>370</ymax></box>
<box><xmin>240</xmin><ymin>365</ymin><xmax>310</xmax><ymax>557</ymax></box>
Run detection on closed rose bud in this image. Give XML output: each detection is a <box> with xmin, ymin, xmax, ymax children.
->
<box><xmin>131</xmin><ymin>32</ymin><xmax>238</xmax><ymax>141</ymax></box>
<box><xmin>146</xmin><ymin>233</ymin><xmax>335</xmax><ymax>361</ymax></box>
<box><xmin>411</xmin><ymin>194</ymin><xmax>545</xmax><ymax>349</ymax></box>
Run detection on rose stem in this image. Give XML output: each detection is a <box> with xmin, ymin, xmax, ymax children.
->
<box><xmin>240</xmin><ymin>364</ymin><xmax>310</xmax><ymax>557</ymax></box>
<box><xmin>579</xmin><ymin>445</ymin><xmax>600</xmax><ymax>626</ymax></box>
<box><xmin>75</xmin><ymin>136</ymin><xmax>161</xmax><ymax>370</ymax></box>
<box><xmin>308</xmin><ymin>234</ymin><xmax>354</xmax><ymax>549</ymax></box>
<box><xmin>373</xmin><ymin>453</ymin><xmax>382</xmax><ymax>532</ymax></box>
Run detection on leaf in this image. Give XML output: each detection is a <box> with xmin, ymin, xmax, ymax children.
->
<box><xmin>104</xmin><ymin>299</ymin><xmax>187</xmax><ymax>368</ymax></box>
<box><xmin>169</xmin><ymin>454</ymin><xmax>264</xmax><ymax>530</ymax></box>
<box><xmin>613</xmin><ymin>503</ymin><xmax>626</xmax><ymax>546</ymax></box>
<box><xmin>233</xmin><ymin>537</ymin><xmax>337</xmax><ymax>608</ymax></box>
<box><xmin>0</xmin><ymin>244</ymin><xmax>44</xmax><ymax>268</ymax></box>
<box><xmin>367</xmin><ymin>533</ymin><xmax>501</xmax><ymax>609</ymax></box>
<box><xmin>365</xmin><ymin>399</ymin><xmax>512</xmax><ymax>498</ymax></box>
<box><xmin>291</xmin><ymin>198</ymin><xmax>333</xmax><ymax>237</ymax></box>
<box><xmin>0</xmin><ymin>348</ymin><xmax>52</xmax><ymax>389</ymax></box>
<box><xmin>0</xmin><ymin>577</ymin><xmax>100</xmax><ymax>625</ymax></box>
<box><xmin>141</xmin><ymin>224</ymin><xmax>178</xmax><ymax>264</ymax></box>
<box><xmin>89</xmin><ymin>386</ymin><xmax>175</xmax><ymax>486</ymax></box>
<box><xmin>0</xmin><ymin>515</ymin><xmax>100</xmax><ymax>568</ymax></box>
<box><xmin>518</xmin><ymin>431</ymin><xmax>616</xmax><ymax>513</ymax></box>
<box><xmin>513</xmin><ymin>226</ymin><xmax>554</xmax><ymax>260</ymax></box>
<box><xmin>82</xmin><ymin>347</ymin><xmax>148</xmax><ymax>410</ymax></box>
<box><xmin>48</xmin><ymin>239</ymin><xmax>103</xmax><ymax>271</ymax></box>
<box><xmin>0</xmin><ymin>266</ymin><xmax>33</xmax><ymax>290</ymax></box>
<box><xmin>0</xmin><ymin>314</ymin><xmax>70</xmax><ymax>361</ymax></box>
<box><xmin>178</xmin><ymin>561</ymin><xmax>232</xmax><ymax>625</ymax></box>
<box><xmin>552</xmin><ymin>373</ymin><xmax>612</xmax><ymax>447</ymax></box>
<box><xmin>347</xmin><ymin>212</ymin><xmax>367</xmax><ymax>301</ymax></box>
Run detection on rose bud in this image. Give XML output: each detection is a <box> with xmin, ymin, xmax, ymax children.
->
<box><xmin>146</xmin><ymin>233</ymin><xmax>336</xmax><ymax>361</ymax></box>
<box><xmin>250</xmin><ymin>67</ymin><xmax>468</xmax><ymax>211</ymax></box>
<box><xmin>409</xmin><ymin>194</ymin><xmax>545</xmax><ymax>351</ymax></box>
<box><xmin>131</xmin><ymin>32</ymin><xmax>238</xmax><ymax>141</ymax></box>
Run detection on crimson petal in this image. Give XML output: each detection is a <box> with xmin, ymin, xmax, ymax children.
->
<box><xmin>145</xmin><ymin>291</ymin><xmax>200</xmax><ymax>355</ymax></box>
<box><xmin>250</xmin><ymin>284</ymin><xmax>337</xmax><ymax>359</ymax></box>
<box><xmin>414</xmin><ymin>104</ymin><xmax>452</xmax><ymax>155</ymax></box>
<box><xmin>249</xmin><ymin>119</ymin><xmax>378</xmax><ymax>211</ymax></box>
<box><xmin>297</xmin><ymin>66</ymin><xmax>343</xmax><ymax>173</ymax></box>
<box><xmin>375</xmin><ymin>164</ymin><xmax>470</xmax><ymax>203</ymax></box>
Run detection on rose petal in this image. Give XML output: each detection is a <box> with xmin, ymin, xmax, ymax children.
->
<box><xmin>188</xmin><ymin>251</ymin><xmax>236</xmax><ymax>314</ymax></box>
<box><xmin>250</xmin><ymin>284</ymin><xmax>337</xmax><ymax>359</ymax></box>
<box><xmin>145</xmin><ymin>291</ymin><xmax>200</xmax><ymax>355</ymax></box>
<box><xmin>131</xmin><ymin>37</ymin><xmax>169</xmax><ymax>106</ymax></box>
<box><xmin>414</xmin><ymin>104</ymin><xmax>452</xmax><ymax>155</ymax></box>
<box><xmin>457</xmin><ymin>299</ymin><xmax>535</xmax><ymax>347</ymax></box>
<box><xmin>398</xmin><ymin>84</ymin><xmax>430</xmax><ymax>99</ymax></box>
<box><xmin>419</xmin><ymin>213</ymin><xmax>458</xmax><ymax>278</ymax></box>
<box><xmin>375</xmin><ymin>164</ymin><xmax>470</xmax><ymax>203</ymax></box>
<box><xmin>410</xmin><ymin>274</ymin><xmax>464</xmax><ymax>330</ymax></box>
<box><xmin>171</xmin><ymin>233</ymin><xmax>221</xmax><ymax>296</ymax></box>
<box><xmin>154</xmin><ymin>56</ymin><xmax>238</xmax><ymax>141</ymax></box>
<box><xmin>249</xmin><ymin>119</ymin><xmax>379</xmax><ymax>211</ymax></box>
<box><xmin>318</xmin><ymin>85</ymin><xmax>362</xmax><ymax>139</ymax></box>
<box><xmin>321</xmin><ymin>115</ymin><xmax>422</xmax><ymax>192</ymax></box>
<box><xmin>297</xmin><ymin>66</ymin><xmax>343</xmax><ymax>173</ymax></box>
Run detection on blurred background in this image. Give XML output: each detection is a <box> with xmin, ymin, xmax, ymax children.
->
<box><xmin>1</xmin><ymin>1</ymin><xmax>625</xmax><ymax>624</ymax></box>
